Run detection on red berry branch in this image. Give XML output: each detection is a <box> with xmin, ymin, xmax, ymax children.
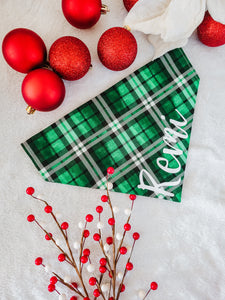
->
<box><xmin>26</xmin><ymin>167</ymin><xmax>158</xmax><ymax>300</ymax></box>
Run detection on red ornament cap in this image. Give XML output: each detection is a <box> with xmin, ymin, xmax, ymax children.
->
<box><xmin>133</xmin><ymin>232</ymin><xmax>140</xmax><ymax>240</ymax></box>
<box><xmin>50</xmin><ymin>276</ymin><xmax>58</xmax><ymax>284</ymax></box>
<box><xmin>151</xmin><ymin>282</ymin><xmax>158</xmax><ymax>290</ymax></box>
<box><xmin>120</xmin><ymin>247</ymin><xmax>127</xmax><ymax>255</ymax></box>
<box><xmin>96</xmin><ymin>205</ymin><xmax>103</xmax><ymax>213</ymax></box>
<box><xmin>80</xmin><ymin>255</ymin><xmax>88</xmax><ymax>264</ymax></box>
<box><xmin>93</xmin><ymin>233</ymin><xmax>101</xmax><ymax>241</ymax></box>
<box><xmin>26</xmin><ymin>187</ymin><xmax>35</xmax><ymax>195</ymax></box>
<box><xmin>61</xmin><ymin>222</ymin><xmax>69</xmax><ymax>230</ymax></box>
<box><xmin>35</xmin><ymin>257</ymin><xmax>43</xmax><ymax>265</ymax></box>
<box><xmin>107</xmin><ymin>167</ymin><xmax>114</xmax><ymax>174</ymax></box>
<box><xmin>101</xmin><ymin>195</ymin><xmax>108</xmax><ymax>202</ymax></box>
<box><xmin>99</xmin><ymin>258</ymin><xmax>107</xmax><ymax>266</ymax></box>
<box><xmin>58</xmin><ymin>253</ymin><xmax>66</xmax><ymax>262</ymax></box>
<box><xmin>44</xmin><ymin>205</ymin><xmax>52</xmax><ymax>214</ymax></box>
<box><xmin>89</xmin><ymin>277</ymin><xmax>97</xmax><ymax>286</ymax></box>
<box><xmin>27</xmin><ymin>214</ymin><xmax>35</xmax><ymax>222</ymax></box>
<box><xmin>106</xmin><ymin>236</ymin><xmax>113</xmax><ymax>245</ymax></box>
<box><xmin>108</xmin><ymin>218</ymin><xmax>115</xmax><ymax>226</ymax></box>
<box><xmin>129</xmin><ymin>194</ymin><xmax>136</xmax><ymax>200</ymax></box>
<box><xmin>99</xmin><ymin>266</ymin><xmax>107</xmax><ymax>273</ymax></box>
<box><xmin>124</xmin><ymin>223</ymin><xmax>131</xmax><ymax>231</ymax></box>
<box><xmin>93</xmin><ymin>289</ymin><xmax>101</xmax><ymax>297</ymax></box>
<box><xmin>48</xmin><ymin>283</ymin><xmax>55</xmax><ymax>292</ymax></box>
<box><xmin>86</xmin><ymin>214</ymin><xmax>93</xmax><ymax>222</ymax></box>
<box><xmin>83</xmin><ymin>229</ymin><xmax>90</xmax><ymax>238</ymax></box>
<box><xmin>83</xmin><ymin>248</ymin><xmax>90</xmax><ymax>256</ymax></box>
<box><xmin>45</xmin><ymin>233</ymin><xmax>53</xmax><ymax>240</ymax></box>
<box><xmin>126</xmin><ymin>262</ymin><xmax>133</xmax><ymax>271</ymax></box>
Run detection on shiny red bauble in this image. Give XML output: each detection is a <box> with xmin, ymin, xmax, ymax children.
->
<box><xmin>62</xmin><ymin>0</ymin><xmax>108</xmax><ymax>29</ymax></box>
<box><xmin>2</xmin><ymin>28</ymin><xmax>46</xmax><ymax>73</ymax></box>
<box><xmin>49</xmin><ymin>36</ymin><xmax>91</xmax><ymax>81</ymax></box>
<box><xmin>97</xmin><ymin>27</ymin><xmax>137</xmax><ymax>71</ymax></box>
<box><xmin>197</xmin><ymin>11</ymin><xmax>225</xmax><ymax>47</ymax></box>
<box><xmin>22</xmin><ymin>69</ymin><xmax>65</xmax><ymax>112</ymax></box>
<box><xmin>123</xmin><ymin>0</ymin><xmax>139</xmax><ymax>11</ymax></box>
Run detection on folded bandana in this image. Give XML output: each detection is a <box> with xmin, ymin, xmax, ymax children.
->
<box><xmin>22</xmin><ymin>48</ymin><xmax>200</xmax><ymax>202</ymax></box>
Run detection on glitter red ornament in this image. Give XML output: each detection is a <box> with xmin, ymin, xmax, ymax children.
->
<box><xmin>150</xmin><ymin>282</ymin><xmax>158</xmax><ymax>290</ymax></box>
<box><xmin>97</xmin><ymin>27</ymin><xmax>137</xmax><ymax>71</ymax></box>
<box><xmin>26</xmin><ymin>187</ymin><xmax>35</xmax><ymax>195</ymax></box>
<box><xmin>22</xmin><ymin>68</ymin><xmax>65</xmax><ymax>113</ymax></box>
<box><xmin>62</xmin><ymin>0</ymin><xmax>109</xmax><ymax>29</ymax></box>
<box><xmin>197</xmin><ymin>11</ymin><xmax>225</xmax><ymax>47</ymax></box>
<box><xmin>49</xmin><ymin>36</ymin><xmax>91</xmax><ymax>81</ymax></box>
<box><xmin>35</xmin><ymin>257</ymin><xmax>43</xmax><ymax>265</ymax></box>
<box><xmin>27</xmin><ymin>214</ymin><xmax>35</xmax><ymax>222</ymax></box>
<box><xmin>2</xmin><ymin>28</ymin><xmax>47</xmax><ymax>73</ymax></box>
<box><xmin>123</xmin><ymin>0</ymin><xmax>139</xmax><ymax>11</ymax></box>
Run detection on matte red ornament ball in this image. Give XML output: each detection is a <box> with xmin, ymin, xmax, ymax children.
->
<box><xmin>99</xmin><ymin>266</ymin><xmax>107</xmax><ymax>273</ymax></box>
<box><xmin>97</xmin><ymin>27</ymin><xmax>137</xmax><ymax>71</ymax></box>
<box><xmin>48</xmin><ymin>284</ymin><xmax>55</xmax><ymax>292</ymax></box>
<box><xmin>70</xmin><ymin>297</ymin><xmax>78</xmax><ymax>300</ymax></box>
<box><xmin>61</xmin><ymin>222</ymin><xmax>69</xmax><ymax>230</ymax></box>
<box><xmin>126</xmin><ymin>262</ymin><xmax>133</xmax><ymax>271</ymax></box>
<box><xmin>83</xmin><ymin>229</ymin><xmax>90</xmax><ymax>238</ymax></box>
<box><xmin>129</xmin><ymin>194</ymin><xmax>136</xmax><ymax>200</ymax></box>
<box><xmin>58</xmin><ymin>253</ymin><xmax>66</xmax><ymax>262</ymax></box>
<box><xmin>93</xmin><ymin>289</ymin><xmax>101</xmax><ymax>297</ymax></box>
<box><xmin>44</xmin><ymin>205</ymin><xmax>52</xmax><ymax>214</ymax></box>
<box><xmin>49</xmin><ymin>36</ymin><xmax>91</xmax><ymax>81</ymax></box>
<box><xmin>107</xmin><ymin>167</ymin><xmax>114</xmax><ymax>174</ymax></box>
<box><xmin>83</xmin><ymin>248</ymin><xmax>90</xmax><ymax>256</ymax></box>
<box><xmin>26</xmin><ymin>187</ymin><xmax>35</xmax><ymax>195</ymax></box>
<box><xmin>197</xmin><ymin>11</ymin><xmax>225</xmax><ymax>47</ymax></box>
<box><xmin>106</xmin><ymin>236</ymin><xmax>113</xmax><ymax>245</ymax></box>
<box><xmin>45</xmin><ymin>233</ymin><xmax>53</xmax><ymax>240</ymax></box>
<box><xmin>108</xmin><ymin>218</ymin><xmax>115</xmax><ymax>226</ymax></box>
<box><xmin>96</xmin><ymin>205</ymin><xmax>103</xmax><ymax>213</ymax></box>
<box><xmin>89</xmin><ymin>277</ymin><xmax>97</xmax><ymax>286</ymax></box>
<box><xmin>124</xmin><ymin>223</ymin><xmax>131</xmax><ymax>231</ymax></box>
<box><xmin>50</xmin><ymin>276</ymin><xmax>58</xmax><ymax>284</ymax></box>
<box><xmin>99</xmin><ymin>257</ymin><xmax>107</xmax><ymax>266</ymax></box>
<box><xmin>35</xmin><ymin>257</ymin><xmax>43</xmax><ymax>265</ymax></box>
<box><xmin>151</xmin><ymin>282</ymin><xmax>158</xmax><ymax>290</ymax></box>
<box><xmin>27</xmin><ymin>214</ymin><xmax>35</xmax><ymax>222</ymax></box>
<box><xmin>22</xmin><ymin>68</ymin><xmax>65</xmax><ymax>112</ymax></box>
<box><xmin>93</xmin><ymin>233</ymin><xmax>101</xmax><ymax>241</ymax></box>
<box><xmin>86</xmin><ymin>214</ymin><xmax>93</xmax><ymax>222</ymax></box>
<box><xmin>62</xmin><ymin>0</ymin><xmax>104</xmax><ymax>29</ymax></box>
<box><xmin>120</xmin><ymin>246</ymin><xmax>127</xmax><ymax>255</ymax></box>
<box><xmin>2</xmin><ymin>28</ymin><xmax>47</xmax><ymax>73</ymax></box>
<box><xmin>133</xmin><ymin>232</ymin><xmax>140</xmax><ymax>240</ymax></box>
<box><xmin>123</xmin><ymin>0</ymin><xmax>139</xmax><ymax>11</ymax></box>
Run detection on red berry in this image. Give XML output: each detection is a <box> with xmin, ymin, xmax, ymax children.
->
<box><xmin>27</xmin><ymin>214</ymin><xmax>35</xmax><ymax>222</ymax></box>
<box><xmin>129</xmin><ymin>194</ymin><xmax>136</xmax><ymax>200</ymax></box>
<box><xmin>93</xmin><ymin>289</ymin><xmax>100</xmax><ymax>297</ymax></box>
<box><xmin>99</xmin><ymin>266</ymin><xmax>107</xmax><ymax>273</ymax></box>
<box><xmin>50</xmin><ymin>276</ymin><xmax>58</xmax><ymax>284</ymax></box>
<box><xmin>70</xmin><ymin>297</ymin><xmax>78</xmax><ymax>300</ymax></box>
<box><xmin>80</xmin><ymin>255</ymin><xmax>88</xmax><ymax>264</ymax></box>
<box><xmin>124</xmin><ymin>223</ymin><xmax>131</xmax><ymax>231</ymax></box>
<box><xmin>121</xmin><ymin>284</ymin><xmax>125</xmax><ymax>292</ymax></box>
<box><xmin>71</xmin><ymin>282</ymin><xmax>78</xmax><ymax>289</ymax></box>
<box><xmin>108</xmin><ymin>218</ymin><xmax>115</xmax><ymax>226</ymax></box>
<box><xmin>107</xmin><ymin>167</ymin><xmax>114</xmax><ymax>174</ymax></box>
<box><xmin>96</xmin><ymin>206</ymin><xmax>103</xmax><ymax>213</ymax></box>
<box><xmin>93</xmin><ymin>233</ymin><xmax>101</xmax><ymax>241</ymax></box>
<box><xmin>48</xmin><ymin>284</ymin><xmax>55</xmax><ymax>292</ymax></box>
<box><xmin>126</xmin><ymin>262</ymin><xmax>133</xmax><ymax>271</ymax></box>
<box><xmin>151</xmin><ymin>282</ymin><xmax>158</xmax><ymax>290</ymax></box>
<box><xmin>133</xmin><ymin>232</ymin><xmax>140</xmax><ymax>240</ymax></box>
<box><xmin>83</xmin><ymin>248</ymin><xmax>90</xmax><ymax>256</ymax></box>
<box><xmin>26</xmin><ymin>187</ymin><xmax>35</xmax><ymax>195</ymax></box>
<box><xmin>108</xmin><ymin>271</ymin><xmax>113</xmax><ymax>278</ymax></box>
<box><xmin>89</xmin><ymin>277</ymin><xmax>97</xmax><ymax>286</ymax></box>
<box><xmin>99</xmin><ymin>258</ymin><xmax>107</xmax><ymax>266</ymax></box>
<box><xmin>35</xmin><ymin>257</ymin><xmax>43</xmax><ymax>265</ymax></box>
<box><xmin>45</xmin><ymin>233</ymin><xmax>52</xmax><ymax>240</ymax></box>
<box><xmin>109</xmin><ymin>298</ymin><xmax>114</xmax><ymax>300</ymax></box>
<box><xmin>106</xmin><ymin>236</ymin><xmax>113</xmax><ymax>245</ymax></box>
<box><xmin>120</xmin><ymin>247</ymin><xmax>127</xmax><ymax>255</ymax></box>
<box><xmin>61</xmin><ymin>222</ymin><xmax>69</xmax><ymax>230</ymax></box>
<box><xmin>58</xmin><ymin>253</ymin><xmax>66</xmax><ymax>262</ymax></box>
<box><xmin>83</xmin><ymin>229</ymin><xmax>90</xmax><ymax>238</ymax></box>
<box><xmin>83</xmin><ymin>298</ymin><xmax>90</xmax><ymax>300</ymax></box>
<box><xmin>86</xmin><ymin>214</ymin><xmax>93</xmax><ymax>222</ymax></box>
<box><xmin>101</xmin><ymin>195</ymin><xmax>108</xmax><ymax>202</ymax></box>
<box><xmin>44</xmin><ymin>205</ymin><xmax>52</xmax><ymax>213</ymax></box>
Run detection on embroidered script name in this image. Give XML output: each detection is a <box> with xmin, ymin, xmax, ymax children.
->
<box><xmin>138</xmin><ymin>109</ymin><xmax>188</xmax><ymax>198</ymax></box>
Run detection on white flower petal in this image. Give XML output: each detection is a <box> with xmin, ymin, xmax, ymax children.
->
<box><xmin>207</xmin><ymin>0</ymin><xmax>225</xmax><ymax>24</ymax></box>
<box><xmin>148</xmin><ymin>34</ymin><xmax>188</xmax><ymax>60</ymax></box>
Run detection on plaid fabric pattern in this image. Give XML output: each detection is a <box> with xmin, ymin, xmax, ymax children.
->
<box><xmin>22</xmin><ymin>48</ymin><xmax>200</xmax><ymax>202</ymax></box>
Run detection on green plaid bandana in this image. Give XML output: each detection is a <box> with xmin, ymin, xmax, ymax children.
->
<box><xmin>22</xmin><ymin>48</ymin><xmax>199</xmax><ymax>202</ymax></box>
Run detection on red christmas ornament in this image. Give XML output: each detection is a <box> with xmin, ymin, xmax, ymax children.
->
<box><xmin>49</xmin><ymin>36</ymin><xmax>91</xmax><ymax>81</ymax></box>
<box><xmin>26</xmin><ymin>187</ymin><xmax>35</xmax><ymax>195</ymax></box>
<box><xmin>123</xmin><ymin>0</ymin><xmax>139</xmax><ymax>11</ymax></box>
<box><xmin>62</xmin><ymin>0</ymin><xmax>109</xmax><ymax>29</ymax></box>
<box><xmin>22</xmin><ymin>69</ymin><xmax>65</xmax><ymax>113</ymax></box>
<box><xmin>197</xmin><ymin>11</ymin><xmax>225</xmax><ymax>47</ymax></box>
<box><xmin>97</xmin><ymin>27</ymin><xmax>137</xmax><ymax>71</ymax></box>
<box><xmin>150</xmin><ymin>282</ymin><xmax>158</xmax><ymax>290</ymax></box>
<box><xmin>2</xmin><ymin>28</ymin><xmax>46</xmax><ymax>73</ymax></box>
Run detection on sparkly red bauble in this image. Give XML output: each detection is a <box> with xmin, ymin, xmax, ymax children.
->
<box><xmin>62</xmin><ymin>0</ymin><xmax>108</xmax><ymax>29</ymax></box>
<box><xmin>197</xmin><ymin>12</ymin><xmax>225</xmax><ymax>47</ymax></box>
<box><xmin>22</xmin><ymin>69</ymin><xmax>65</xmax><ymax>112</ymax></box>
<box><xmin>97</xmin><ymin>27</ymin><xmax>137</xmax><ymax>71</ymax></box>
<box><xmin>2</xmin><ymin>28</ymin><xmax>46</xmax><ymax>73</ymax></box>
<box><xmin>49</xmin><ymin>36</ymin><xmax>91</xmax><ymax>81</ymax></box>
<box><xmin>123</xmin><ymin>0</ymin><xmax>139</xmax><ymax>11</ymax></box>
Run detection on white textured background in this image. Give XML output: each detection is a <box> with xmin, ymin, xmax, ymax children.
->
<box><xmin>1</xmin><ymin>1</ymin><xmax>225</xmax><ymax>299</ymax></box>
